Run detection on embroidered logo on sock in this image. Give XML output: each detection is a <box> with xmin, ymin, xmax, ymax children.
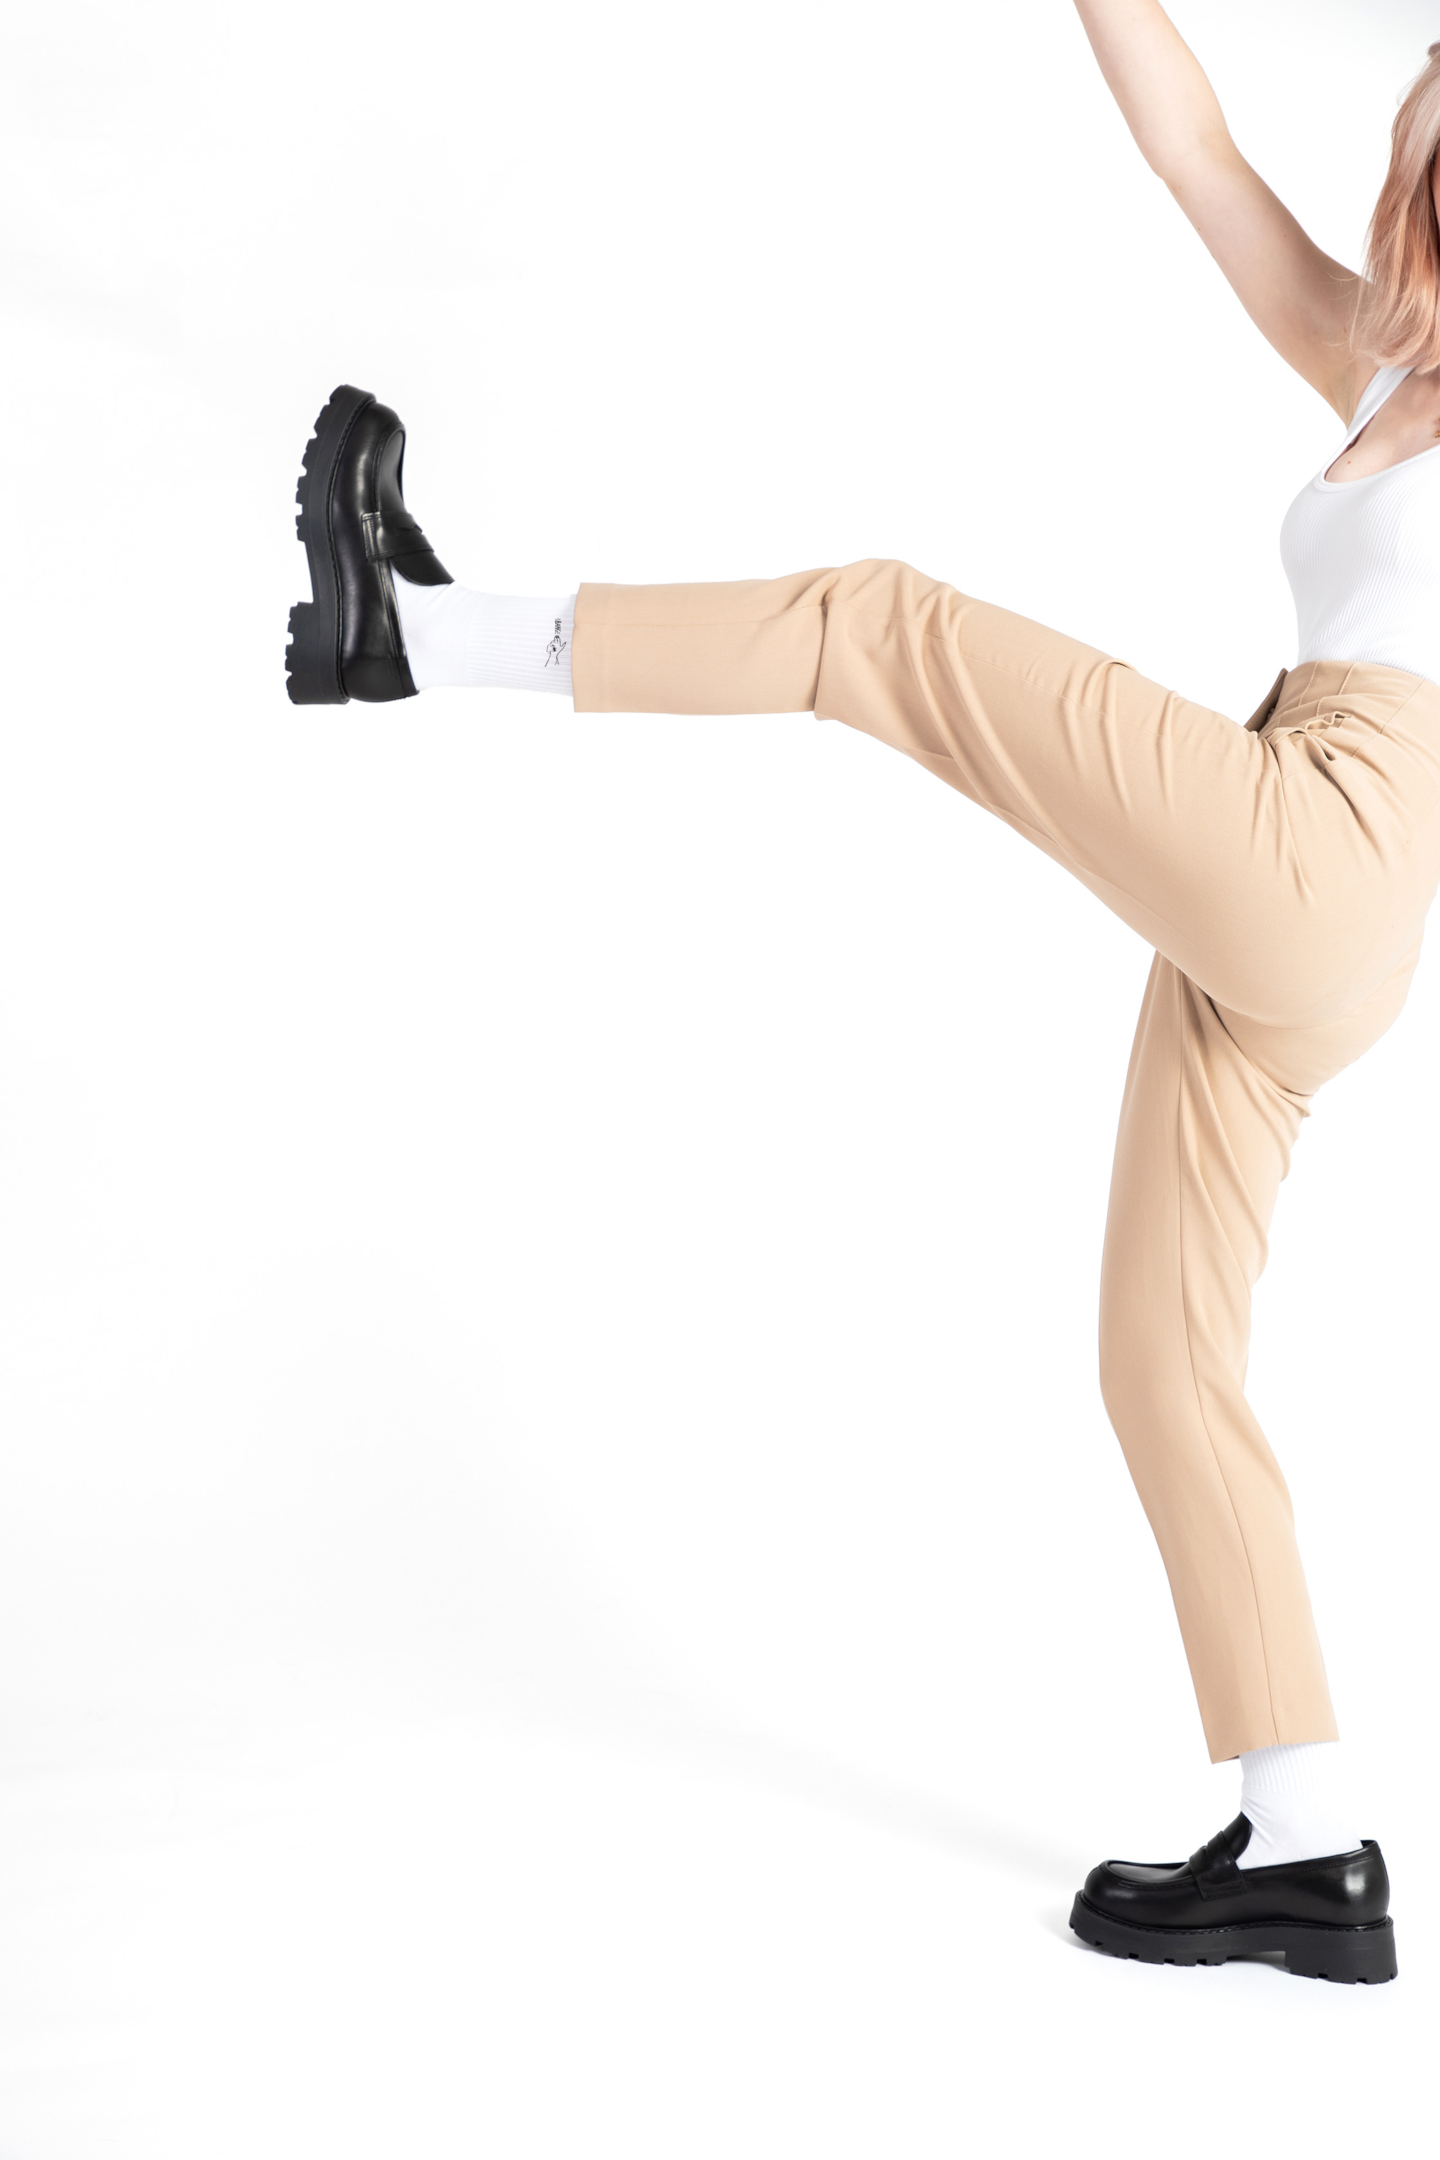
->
<box><xmin>544</xmin><ymin>618</ymin><xmax>568</xmax><ymax>668</ymax></box>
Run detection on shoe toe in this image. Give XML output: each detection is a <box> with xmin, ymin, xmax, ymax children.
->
<box><xmin>1082</xmin><ymin>1856</ymin><xmax>1191</xmax><ymax>1920</ymax></box>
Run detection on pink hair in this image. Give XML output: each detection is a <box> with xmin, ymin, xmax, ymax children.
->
<box><xmin>1354</xmin><ymin>45</ymin><xmax>1440</xmax><ymax>370</ymax></box>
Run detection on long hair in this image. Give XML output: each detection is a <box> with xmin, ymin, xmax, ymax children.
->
<box><xmin>1353</xmin><ymin>45</ymin><xmax>1440</xmax><ymax>370</ymax></box>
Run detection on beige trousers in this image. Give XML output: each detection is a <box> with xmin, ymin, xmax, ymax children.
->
<box><xmin>572</xmin><ymin>561</ymin><xmax>1440</xmax><ymax>1760</ymax></box>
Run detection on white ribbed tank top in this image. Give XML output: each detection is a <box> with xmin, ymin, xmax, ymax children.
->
<box><xmin>1280</xmin><ymin>365</ymin><xmax>1440</xmax><ymax>688</ymax></box>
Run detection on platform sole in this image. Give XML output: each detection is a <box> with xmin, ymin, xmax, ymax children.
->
<box><xmin>284</xmin><ymin>383</ymin><xmax>376</xmax><ymax>704</ymax></box>
<box><xmin>1070</xmin><ymin>1893</ymin><xmax>1397</xmax><ymax>1983</ymax></box>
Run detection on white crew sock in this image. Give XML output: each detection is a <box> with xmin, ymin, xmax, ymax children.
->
<box><xmin>392</xmin><ymin>576</ymin><xmax>576</xmax><ymax>697</ymax></box>
<box><xmin>1236</xmin><ymin>1741</ymin><xmax>1361</xmax><ymax>1868</ymax></box>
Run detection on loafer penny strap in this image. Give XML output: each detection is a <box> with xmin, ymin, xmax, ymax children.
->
<box><xmin>362</xmin><ymin>507</ymin><xmax>441</xmax><ymax>566</ymax></box>
<box><xmin>1187</xmin><ymin>1814</ymin><xmax>1252</xmax><ymax>1900</ymax></box>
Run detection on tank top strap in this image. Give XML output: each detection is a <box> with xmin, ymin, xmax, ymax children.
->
<box><xmin>1339</xmin><ymin>364</ymin><xmax>1410</xmax><ymax>453</ymax></box>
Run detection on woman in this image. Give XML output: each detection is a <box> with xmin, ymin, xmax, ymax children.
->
<box><xmin>285</xmin><ymin>4</ymin><xmax>1440</xmax><ymax>1984</ymax></box>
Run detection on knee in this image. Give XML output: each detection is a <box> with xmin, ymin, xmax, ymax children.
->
<box><xmin>833</xmin><ymin>558</ymin><xmax>958</xmax><ymax>618</ymax></box>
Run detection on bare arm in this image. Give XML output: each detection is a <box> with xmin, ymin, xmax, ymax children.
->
<box><xmin>1073</xmin><ymin>0</ymin><xmax>1366</xmax><ymax>417</ymax></box>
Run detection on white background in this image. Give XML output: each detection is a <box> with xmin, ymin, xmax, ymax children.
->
<box><xmin>2</xmin><ymin>0</ymin><xmax>1438</xmax><ymax>2152</ymax></box>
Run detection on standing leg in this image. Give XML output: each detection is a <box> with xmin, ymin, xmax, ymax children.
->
<box><xmin>1098</xmin><ymin>948</ymin><xmax>1422</xmax><ymax>1761</ymax></box>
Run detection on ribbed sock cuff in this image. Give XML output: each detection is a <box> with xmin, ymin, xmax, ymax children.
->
<box><xmin>1237</xmin><ymin>1741</ymin><xmax>1360</xmax><ymax>1868</ymax></box>
<box><xmin>393</xmin><ymin>580</ymin><xmax>576</xmax><ymax>696</ymax></box>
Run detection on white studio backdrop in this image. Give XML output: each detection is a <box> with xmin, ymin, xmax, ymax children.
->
<box><xmin>1</xmin><ymin>1</ymin><xmax>1437</xmax><ymax>2154</ymax></box>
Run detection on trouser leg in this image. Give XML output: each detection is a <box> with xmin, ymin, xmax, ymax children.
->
<box><xmin>575</xmin><ymin>560</ymin><xmax>1436</xmax><ymax>1022</ymax></box>
<box><xmin>1101</xmin><ymin>962</ymin><xmax>1314</xmax><ymax>1760</ymax></box>
<box><xmin>1098</xmin><ymin>949</ymin><xmax>1421</xmax><ymax>1760</ymax></box>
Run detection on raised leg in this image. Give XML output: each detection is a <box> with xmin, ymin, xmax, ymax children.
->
<box><xmin>575</xmin><ymin>560</ymin><xmax>1440</xmax><ymax>1028</ymax></box>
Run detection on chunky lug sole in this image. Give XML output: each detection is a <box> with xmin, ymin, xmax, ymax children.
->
<box><xmin>285</xmin><ymin>383</ymin><xmax>375</xmax><ymax>705</ymax></box>
<box><xmin>1070</xmin><ymin>1893</ymin><xmax>1397</xmax><ymax>1984</ymax></box>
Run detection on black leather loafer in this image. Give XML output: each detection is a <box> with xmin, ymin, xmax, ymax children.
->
<box><xmin>285</xmin><ymin>384</ymin><xmax>452</xmax><ymax>704</ymax></box>
<box><xmin>1070</xmin><ymin>1815</ymin><xmax>1397</xmax><ymax>1983</ymax></box>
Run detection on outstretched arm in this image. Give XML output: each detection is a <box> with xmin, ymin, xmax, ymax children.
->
<box><xmin>1073</xmin><ymin>0</ymin><xmax>1366</xmax><ymax>417</ymax></box>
